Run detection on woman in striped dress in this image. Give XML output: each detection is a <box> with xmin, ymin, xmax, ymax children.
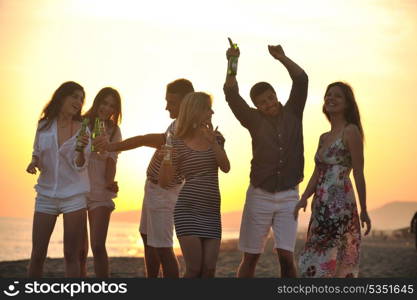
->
<box><xmin>159</xmin><ymin>92</ymin><xmax>230</xmax><ymax>278</ymax></box>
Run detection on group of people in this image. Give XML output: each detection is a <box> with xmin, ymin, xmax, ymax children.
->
<box><xmin>26</xmin><ymin>43</ymin><xmax>371</xmax><ymax>278</ymax></box>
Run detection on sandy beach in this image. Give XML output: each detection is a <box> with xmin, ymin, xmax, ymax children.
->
<box><xmin>1</xmin><ymin>236</ymin><xmax>415</xmax><ymax>278</ymax></box>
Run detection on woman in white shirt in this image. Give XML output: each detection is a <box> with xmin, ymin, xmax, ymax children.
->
<box><xmin>80</xmin><ymin>87</ymin><xmax>122</xmax><ymax>278</ymax></box>
<box><xmin>26</xmin><ymin>81</ymin><xmax>90</xmax><ymax>277</ymax></box>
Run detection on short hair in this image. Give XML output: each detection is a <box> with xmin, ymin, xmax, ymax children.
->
<box><xmin>250</xmin><ymin>82</ymin><xmax>276</xmax><ymax>104</ymax></box>
<box><xmin>175</xmin><ymin>92</ymin><xmax>212</xmax><ymax>139</ymax></box>
<box><xmin>166</xmin><ymin>78</ymin><xmax>194</xmax><ymax>99</ymax></box>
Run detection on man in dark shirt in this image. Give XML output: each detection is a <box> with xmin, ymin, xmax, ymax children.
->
<box><xmin>224</xmin><ymin>44</ymin><xmax>308</xmax><ymax>278</ymax></box>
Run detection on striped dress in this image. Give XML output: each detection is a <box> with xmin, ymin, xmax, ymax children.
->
<box><xmin>172</xmin><ymin>135</ymin><xmax>225</xmax><ymax>239</ymax></box>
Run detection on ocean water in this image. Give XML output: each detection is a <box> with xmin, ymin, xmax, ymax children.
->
<box><xmin>0</xmin><ymin>217</ymin><xmax>239</xmax><ymax>262</ymax></box>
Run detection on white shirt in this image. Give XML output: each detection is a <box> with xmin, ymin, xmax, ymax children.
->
<box><xmin>32</xmin><ymin>119</ymin><xmax>91</xmax><ymax>199</ymax></box>
<box><xmin>88</xmin><ymin>125</ymin><xmax>122</xmax><ymax>202</ymax></box>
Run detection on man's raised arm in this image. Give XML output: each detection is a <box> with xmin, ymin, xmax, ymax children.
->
<box><xmin>269</xmin><ymin>45</ymin><xmax>308</xmax><ymax>118</ymax></box>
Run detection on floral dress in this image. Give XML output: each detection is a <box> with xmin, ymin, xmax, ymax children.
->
<box><xmin>298</xmin><ymin>134</ymin><xmax>361</xmax><ymax>278</ymax></box>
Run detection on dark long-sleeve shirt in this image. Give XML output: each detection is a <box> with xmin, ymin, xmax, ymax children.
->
<box><xmin>223</xmin><ymin>71</ymin><xmax>308</xmax><ymax>193</ymax></box>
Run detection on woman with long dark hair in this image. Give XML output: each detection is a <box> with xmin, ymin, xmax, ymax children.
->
<box><xmin>294</xmin><ymin>82</ymin><xmax>371</xmax><ymax>277</ymax></box>
<box><xmin>80</xmin><ymin>87</ymin><xmax>122</xmax><ymax>277</ymax></box>
<box><xmin>26</xmin><ymin>81</ymin><xmax>90</xmax><ymax>277</ymax></box>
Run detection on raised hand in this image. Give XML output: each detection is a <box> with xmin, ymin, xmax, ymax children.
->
<box><xmin>268</xmin><ymin>44</ymin><xmax>286</xmax><ymax>60</ymax></box>
<box><xmin>200</xmin><ymin>122</ymin><xmax>219</xmax><ymax>145</ymax></box>
<box><xmin>226</xmin><ymin>45</ymin><xmax>240</xmax><ymax>60</ymax></box>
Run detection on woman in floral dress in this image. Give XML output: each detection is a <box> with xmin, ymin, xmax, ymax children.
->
<box><xmin>294</xmin><ymin>82</ymin><xmax>371</xmax><ymax>278</ymax></box>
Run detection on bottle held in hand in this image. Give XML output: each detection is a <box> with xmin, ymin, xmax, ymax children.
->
<box><xmin>75</xmin><ymin>118</ymin><xmax>89</xmax><ymax>152</ymax></box>
<box><xmin>227</xmin><ymin>37</ymin><xmax>239</xmax><ymax>75</ymax></box>
<box><xmin>163</xmin><ymin>131</ymin><xmax>173</xmax><ymax>163</ymax></box>
<box><xmin>91</xmin><ymin>117</ymin><xmax>105</xmax><ymax>152</ymax></box>
<box><xmin>99</xmin><ymin>119</ymin><xmax>106</xmax><ymax>135</ymax></box>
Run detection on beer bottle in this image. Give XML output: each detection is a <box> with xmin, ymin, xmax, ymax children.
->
<box><xmin>227</xmin><ymin>37</ymin><xmax>239</xmax><ymax>76</ymax></box>
<box><xmin>99</xmin><ymin>119</ymin><xmax>106</xmax><ymax>136</ymax></box>
<box><xmin>75</xmin><ymin>118</ymin><xmax>89</xmax><ymax>152</ymax></box>
<box><xmin>163</xmin><ymin>130</ymin><xmax>173</xmax><ymax>162</ymax></box>
<box><xmin>91</xmin><ymin>117</ymin><xmax>102</xmax><ymax>152</ymax></box>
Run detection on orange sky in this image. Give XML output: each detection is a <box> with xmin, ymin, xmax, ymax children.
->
<box><xmin>1</xmin><ymin>0</ymin><xmax>417</xmax><ymax>218</ymax></box>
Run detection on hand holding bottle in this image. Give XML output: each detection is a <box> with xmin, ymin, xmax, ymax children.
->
<box><xmin>226</xmin><ymin>37</ymin><xmax>239</xmax><ymax>75</ymax></box>
<box><xmin>91</xmin><ymin>118</ymin><xmax>106</xmax><ymax>152</ymax></box>
<box><xmin>93</xmin><ymin>135</ymin><xmax>109</xmax><ymax>153</ymax></box>
<box><xmin>76</xmin><ymin>118</ymin><xmax>89</xmax><ymax>152</ymax></box>
<box><xmin>161</xmin><ymin>131</ymin><xmax>173</xmax><ymax>164</ymax></box>
<box><xmin>226</xmin><ymin>37</ymin><xmax>240</xmax><ymax>59</ymax></box>
<box><xmin>77</xmin><ymin>134</ymin><xmax>90</xmax><ymax>151</ymax></box>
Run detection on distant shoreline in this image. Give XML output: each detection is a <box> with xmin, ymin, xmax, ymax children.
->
<box><xmin>1</xmin><ymin>237</ymin><xmax>416</xmax><ymax>278</ymax></box>
<box><xmin>2</xmin><ymin>200</ymin><xmax>416</xmax><ymax>231</ymax></box>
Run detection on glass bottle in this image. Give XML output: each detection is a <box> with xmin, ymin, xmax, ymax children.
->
<box><xmin>91</xmin><ymin>117</ymin><xmax>102</xmax><ymax>152</ymax></box>
<box><xmin>75</xmin><ymin>118</ymin><xmax>89</xmax><ymax>152</ymax></box>
<box><xmin>227</xmin><ymin>37</ymin><xmax>239</xmax><ymax>76</ymax></box>
<box><xmin>163</xmin><ymin>130</ymin><xmax>173</xmax><ymax>162</ymax></box>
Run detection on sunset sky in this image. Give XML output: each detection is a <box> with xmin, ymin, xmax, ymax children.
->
<box><xmin>1</xmin><ymin>0</ymin><xmax>416</xmax><ymax>218</ymax></box>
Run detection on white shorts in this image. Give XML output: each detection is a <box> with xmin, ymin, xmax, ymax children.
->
<box><xmin>35</xmin><ymin>194</ymin><xmax>87</xmax><ymax>215</ymax></box>
<box><xmin>139</xmin><ymin>180</ymin><xmax>181</xmax><ymax>248</ymax></box>
<box><xmin>87</xmin><ymin>196</ymin><xmax>115</xmax><ymax>212</ymax></box>
<box><xmin>239</xmin><ymin>185</ymin><xmax>299</xmax><ymax>253</ymax></box>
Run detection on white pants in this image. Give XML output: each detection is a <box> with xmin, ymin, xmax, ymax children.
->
<box><xmin>239</xmin><ymin>185</ymin><xmax>299</xmax><ymax>253</ymax></box>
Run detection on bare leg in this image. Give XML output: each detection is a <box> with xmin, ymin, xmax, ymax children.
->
<box><xmin>28</xmin><ymin>212</ymin><xmax>57</xmax><ymax>278</ymax></box>
<box><xmin>276</xmin><ymin>248</ymin><xmax>297</xmax><ymax>278</ymax></box>
<box><xmin>63</xmin><ymin>209</ymin><xmax>87</xmax><ymax>277</ymax></box>
<box><xmin>156</xmin><ymin>247</ymin><xmax>179</xmax><ymax>278</ymax></box>
<box><xmin>89</xmin><ymin>207</ymin><xmax>112</xmax><ymax>278</ymax></box>
<box><xmin>141</xmin><ymin>233</ymin><xmax>161</xmax><ymax>278</ymax></box>
<box><xmin>79</xmin><ymin>220</ymin><xmax>89</xmax><ymax>277</ymax></box>
<box><xmin>201</xmin><ymin>238</ymin><xmax>221</xmax><ymax>278</ymax></box>
<box><xmin>178</xmin><ymin>236</ymin><xmax>203</xmax><ymax>278</ymax></box>
<box><xmin>237</xmin><ymin>252</ymin><xmax>261</xmax><ymax>278</ymax></box>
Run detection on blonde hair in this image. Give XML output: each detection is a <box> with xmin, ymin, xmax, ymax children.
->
<box><xmin>175</xmin><ymin>92</ymin><xmax>212</xmax><ymax>139</ymax></box>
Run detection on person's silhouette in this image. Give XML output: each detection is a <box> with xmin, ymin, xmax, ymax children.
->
<box><xmin>411</xmin><ymin>212</ymin><xmax>417</xmax><ymax>250</ymax></box>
